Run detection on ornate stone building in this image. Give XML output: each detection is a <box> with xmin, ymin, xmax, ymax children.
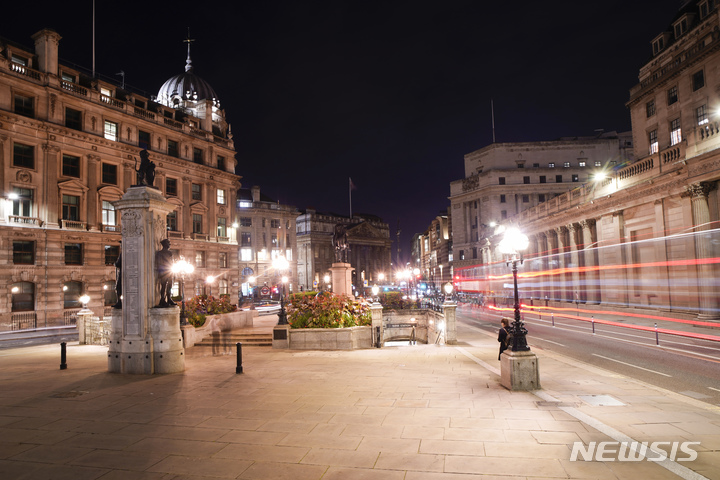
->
<box><xmin>411</xmin><ymin>210</ymin><xmax>452</xmax><ymax>291</ymax></box>
<box><xmin>474</xmin><ymin>0</ymin><xmax>720</xmax><ymax>319</ymax></box>
<box><xmin>236</xmin><ymin>186</ymin><xmax>298</xmax><ymax>298</ymax></box>
<box><xmin>296</xmin><ymin>210</ymin><xmax>392</xmax><ymax>294</ymax></box>
<box><xmin>0</xmin><ymin>29</ymin><xmax>241</xmax><ymax>332</ymax></box>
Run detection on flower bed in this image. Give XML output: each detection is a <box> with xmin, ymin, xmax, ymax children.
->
<box><xmin>287</xmin><ymin>292</ymin><xmax>371</xmax><ymax>328</ymax></box>
<box><xmin>185</xmin><ymin>294</ymin><xmax>237</xmax><ymax>327</ymax></box>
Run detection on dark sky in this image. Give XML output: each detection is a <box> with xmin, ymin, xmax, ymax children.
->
<box><xmin>4</xmin><ymin>1</ymin><xmax>686</xmax><ymax>263</ymax></box>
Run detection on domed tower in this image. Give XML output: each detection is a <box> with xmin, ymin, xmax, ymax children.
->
<box><xmin>156</xmin><ymin>37</ymin><xmax>230</xmax><ymax>139</ymax></box>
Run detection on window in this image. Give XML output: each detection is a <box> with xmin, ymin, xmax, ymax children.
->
<box><xmin>193</xmin><ymin>147</ymin><xmax>203</xmax><ymax>165</ymax></box>
<box><xmin>100</xmin><ymin>87</ymin><xmax>112</xmax><ymax>97</ymax></box>
<box><xmin>217</xmin><ymin>155</ymin><xmax>226</xmax><ymax>170</ymax></box>
<box><xmin>63</xmin><ymin>281</ymin><xmax>83</xmax><ymax>309</ymax></box>
<box><xmin>104</xmin><ymin>245</ymin><xmax>120</xmax><ymax>266</ymax></box>
<box><xmin>240</xmin><ymin>248</ymin><xmax>253</xmax><ymax>261</ymax></box>
<box><xmin>195</xmin><ymin>251</ymin><xmax>206</xmax><ymax>268</ymax></box>
<box><xmin>217</xmin><ymin>189</ymin><xmax>226</xmax><ymax>205</ymax></box>
<box><xmin>62</xmin><ymin>154</ymin><xmax>80</xmax><ymax>177</ymax></box>
<box><xmin>12</xmin><ymin>282</ymin><xmax>35</xmax><ymax>312</ymax></box>
<box><xmin>459</xmin><ymin>250</ymin><xmax>465</xmax><ymax>261</ymax></box>
<box><xmin>653</xmin><ymin>37</ymin><xmax>664</xmax><ymax>55</ymax></box>
<box><xmin>168</xmin><ymin>139</ymin><xmax>179</xmax><ymax>158</ymax></box>
<box><xmin>556</xmin><ymin>175</ymin><xmax>563</xmax><ymax>183</ymax></box>
<box><xmin>271</xmin><ymin>219</ymin><xmax>281</xmax><ymax>229</ymax></box>
<box><xmin>241</xmin><ymin>232</ymin><xmax>252</xmax><ymax>247</ymax></box>
<box><xmin>139</xmin><ymin>130</ymin><xmax>151</xmax><ymax>149</ymax></box>
<box><xmin>579</xmin><ymin>161</ymin><xmax>586</xmax><ymax>167</ymax></box>
<box><xmin>671</xmin><ymin>118</ymin><xmax>682</xmax><ymax>146</ymax></box>
<box><xmin>517</xmin><ymin>163</ymin><xmax>524</xmax><ymax>169</ymax></box>
<box><xmin>102</xmin><ymin>163</ymin><xmax>117</xmax><ymax>184</ymax></box>
<box><xmin>104</xmin><ymin>281</ymin><xmax>117</xmax><ymax>307</ymax></box>
<box><xmin>539</xmin><ymin>194</ymin><xmax>546</xmax><ymax>202</ymax></box>
<box><xmin>65</xmin><ymin>243</ymin><xmax>83</xmax><ymax>265</ymax></box>
<box><xmin>13</xmin><ymin>143</ymin><xmax>34</xmax><ymax>169</ymax></box>
<box><xmin>192</xmin><ymin>183</ymin><xmax>201</xmax><ymax>201</ymax></box>
<box><xmin>697</xmin><ymin>104</ymin><xmax>709</xmax><ymax>125</ymax></box>
<box><xmin>286</xmin><ymin>249</ymin><xmax>292</xmax><ymax>261</ymax></box>
<box><xmin>218</xmin><ymin>279</ymin><xmax>228</xmax><ymax>296</ymax></box>
<box><xmin>65</xmin><ymin>107</ymin><xmax>82</xmax><ymax>130</ymax></box>
<box><xmin>649</xmin><ymin>129</ymin><xmax>659</xmax><ymax>154</ymax></box>
<box><xmin>533</xmin><ymin>163</ymin><xmax>540</xmax><ymax>168</ymax></box>
<box><xmin>701</xmin><ymin>0</ymin><xmax>710</xmax><ymax>18</ymax></box>
<box><xmin>240</xmin><ymin>217</ymin><xmax>252</xmax><ymax>227</ymax></box>
<box><xmin>674</xmin><ymin>17</ymin><xmax>688</xmax><ymax>38</ymax></box>
<box><xmin>539</xmin><ymin>176</ymin><xmax>546</xmax><ymax>184</ymax></box>
<box><xmin>14</xmin><ymin>94</ymin><xmax>34</xmax><ymax>117</ymax></box>
<box><xmin>563</xmin><ymin>162</ymin><xmax>571</xmax><ymax>168</ymax></box>
<box><xmin>500</xmin><ymin>194</ymin><xmax>506</xmax><ymax>203</ymax></box>
<box><xmin>166</xmin><ymin>178</ymin><xmax>178</xmax><ymax>196</ymax></box>
<box><xmin>594</xmin><ymin>161</ymin><xmax>602</xmax><ymax>167</ymax></box>
<box><xmin>12</xmin><ymin>187</ymin><xmax>33</xmax><ymax>217</ymax></box>
<box><xmin>11</xmin><ymin>54</ymin><xmax>28</xmax><ymax>66</ymax></box>
<box><xmin>522</xmin><ymin>195</ymin><xmax>529</xmax><ymax>203</ymax></box>
<box><xmin>286</xmin><ymin>220</ymin><xmax>291</xmax><ymax>229</ymax></box>
<box><xmin>13</xmin><ymin>240</ymin><xmax>35</xmax><ymax>264</ymax></box>
<box><xmin>61</xmin><ymin>72</ymin><xmax>75</xmax><ymax>83</ymax></box>
<box><xmin>238</xmin><ymin>201</ymin><xmax>252</xmax><ymax>208</ymax></box>
<box><xmin>572</xmin><ymin>174</ymin><xmax>579</xmax><ymax>182</ymax></box>
<box><xmin>102</xmin><ymin>201</ymin><xmax>116</xmax><ymax>226</ymax></box>
<box><xmin>646</xmin><ymin>99</ymin><xmax>656</xmax><ymax>118</ymax></box>
<box><xmin>194</xmin><ymin>281</ymin><xmax>206</xmax><ymax>297</ymax></box>
<box><xmin>167</xmin><ymin>211</ymin><xmax>177</xmax><ymax>231</ymax></box>
<box><xmin>667</xmin><ymin>86</ymin><xmax>678</xmax><ymax>105</ymax></box>
<box><xmin>192</xmin><ymin>214</ymin><xmax>203</xmax><ymax>233</ymax></box>
<box><xmin>62</xmin><ymin>195</ymin><xmax>80</xmax><ymax>221</ymax></box>
<box><xmin>217</xmin><ymin>218</ymin><xmax>227</xmax><ymax>237</ymax></box>
<box><xmin>548</xmin><ymin>163</ymin><xmax>555</xmax><ymax>168</ymax></box>
<box><xmin>693</xmin><ymin>70</ymin><xmax>705</xmax><ymax>91</ymax></box>
<box><xmin>523</xmin><ymin>176</ymin><xmax>530</xmax><ymax>184</ymax></box>
<box><xmin>498</xmin><ymin>177</ymin><xmax>505</xmax><ymax>185</ymax></box>
<box><xmin>501</xmin><ymin>210</ymin><xmax>507</xmax><ymax>220</ymax></box>
<box><xmin>271</xmin><ymin>233</ymin><xmax>278</xmax><ymax>246</ymax></box>
<box><xmin>104</xmin><ymin>120</ymin><xmax>118</xmax><ymax>141</ymax></box>
<box><xmin>219</xmin><ymin>252</ymin><xmax>228</xmax><ymax>268</ymax></box>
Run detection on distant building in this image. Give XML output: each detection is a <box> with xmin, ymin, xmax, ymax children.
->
<box><xmin>1</xmin><ymin>29</ymin><xmax>240</xmax><ymax>332</ymax></box>
<box><xmin>449</xmin><ymin>132</ymin><xmax>633</xmax><ymax>269</ymax></box>
<box><xmin>236</xmin><ymin>186</ymin><xmax>298</xmax><ymax>298</ymax></box>
<box><xmin>411</xmin><ymin>210</ymin><xmax>452</xmax><ymax>291</ymax></box>
<box><xmin>296</xmin><ymin>210</ymin><xmax>392</xmax><ymax>294</ymax></box>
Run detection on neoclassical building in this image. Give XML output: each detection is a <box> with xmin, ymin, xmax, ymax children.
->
<box><xmin>236</xmin><ymin>186</ymin><xmax>298</xmax><ymax>298</ymax></box>
<box><xmin>0</xmin><ymin>29</ymin><xmax>241</xmax><ymax>332</ymax></box>
<box><xmin>470</xmin><ymin>0</ymin><xmax>720</xmax><ymax>319</ymax></box>
<box><xmin>411</xmin><ymin>210</ymin><xmax>452</xmax><ymax>290</ymax></box>
<box><xmin>296</xmin><ymin>210</ymin><xmax>392</xmax><ymax>294</ymax></box>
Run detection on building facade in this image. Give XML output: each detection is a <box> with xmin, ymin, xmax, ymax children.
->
<box><xmin>296</xmin><ymin>210</ymin><xmax>392</xmax><ymax>294</ymax></box>
<box><xmin>236</xmin><ymin>186</ymin><xmax>298</xmax><ymax>298</ymax></box>
<box><xmin>462</xmin><ymin>0</ymin><xmax>720</xmax><ymax>319</ymax></box>
<box><xmin>449</xmin><ymin>133</ymin><xmax>634</xmax><ymax>269</ymax></box>
<box><xmin>1</xmin><ymin>29</ymin><xmax>241</xmax><ymax>332</ymax></box>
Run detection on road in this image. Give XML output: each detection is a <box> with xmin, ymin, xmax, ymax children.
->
<box><xmin>456</xmin><ymin>304</ymin><xmax>720</xmax><ymax>406</ymax></box>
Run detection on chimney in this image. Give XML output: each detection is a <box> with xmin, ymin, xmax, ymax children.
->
<box><xmin>31</xmin><ymin>29</ymin><xmax>61</xmax><ymax>74</ymax></box>
<box><xmin>251</xmin><ymin>186</ymin><xmax>261</xmax><ymax>203</ymax></box>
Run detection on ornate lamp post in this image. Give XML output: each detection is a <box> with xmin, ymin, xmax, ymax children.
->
<box><xmin>172</xmin><ymin>257</ymin><xmax>194</xmax><ymax>326</ymax></box>
<box><xmin>498</xmin><ymin>227</ymin><xmax>530</xmax><ymax>352</ymax></box>
<box><xmin>371</xmin><ymin>284</ymin><xmax>380</xmax><ymax>303</ymax></box>
<box><xmin>273</xmin><ymin>255</ymin><xmax>289</xmax><ymax>325</ymax></box>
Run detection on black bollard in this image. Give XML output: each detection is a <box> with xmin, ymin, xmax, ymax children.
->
<box><xmin>236</xmin><ymin>342</ymin><xmax>243</xmax><ymax>374</ymax></box>
<box><xmin>376</xmin><ymin>326</ymin><xmax>381</xmax><ymax>348</ymax></box>
<box><xmin>60</xmin><ymin>342</ymin><xmax>67</xmax><ymax>370</ymax></box>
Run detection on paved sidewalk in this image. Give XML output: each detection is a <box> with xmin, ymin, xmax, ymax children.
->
<box><xmin>0</xmin><ymin>317</ymin><xmax>718</xmax><ymax>479</ymax></box>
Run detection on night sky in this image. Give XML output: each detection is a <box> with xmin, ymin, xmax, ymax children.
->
<box><xmin>4</xmin><ymin>1</ymin><xmax>687</xmax><ymax>262</ymax></box>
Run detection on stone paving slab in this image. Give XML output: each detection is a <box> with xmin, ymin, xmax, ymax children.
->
<box><xmin>0</xmin><ymin>318</ymin><xmax>717</xmax><ymax>480</ymax></box>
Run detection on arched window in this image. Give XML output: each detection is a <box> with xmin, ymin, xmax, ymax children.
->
<box><xmin>103</xmin><ymin>281</ymin><xmax>117</xmax><ymax>306</ymax></box>
<box><xmin>63</xmin><ymin>281</ymin><xmax>83</xmax><ymax>309</ymax></box>
<box><xmin>11</xmin><ymin>282</ymin><xmax>35</xmax><ymax>311</ymax></box>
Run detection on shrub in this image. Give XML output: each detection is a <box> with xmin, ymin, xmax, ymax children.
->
<box><xmin>287</xmin><ymin>292</ymin><xmax>371</xmax><ymax>329</ymax></box>
<box><xmin>185</xmin><ymin>294</ymin><xmax>236</xmax><ymax>327</ymax></box>
<box><xmin>378</xmin><ymin>291</ymin><xmax>419</xmax><ymax>310</ymax></box>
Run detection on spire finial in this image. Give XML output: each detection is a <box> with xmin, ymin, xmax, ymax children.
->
<box><xmin>183</xmin><ymin>27</ymin><xmax>195</xmax><ymax>73</ymax></box>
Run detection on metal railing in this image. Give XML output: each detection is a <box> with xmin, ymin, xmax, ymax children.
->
<box><xmin>64</xmin><ymin>309</ymin><xmax>80</xmax><ymax>325</ymax></box>
<box><xmin>11</xmin><ymin>312</ymin><xmax>37</xmax><ymax>330</ymax></box>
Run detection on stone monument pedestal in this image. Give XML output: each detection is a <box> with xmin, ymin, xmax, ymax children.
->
<box><xmin>500</xmin><ymin>350</ymin><xmax>540</xmax><ymax>391</ymax></box>
<box><xmin>330</xmin><ymin>262</ymin><xmax>354</xmax><ymax>298</ymax></box>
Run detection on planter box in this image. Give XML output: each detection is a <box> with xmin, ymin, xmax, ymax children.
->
<box><xmin>283</xmin><ymin>325</ymin><xmax>372</xmax><ymax>350</ymax></box>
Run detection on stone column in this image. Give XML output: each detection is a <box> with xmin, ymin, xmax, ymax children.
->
<box><xmin>86</xmin><ymin>155</ymin><xmax>99</xmax><ymax>231</ymax></box>
<box><xmin>536</xmin><ymin>232</ymin><xmax>547</xmax><ymax>304</ymax></box>
<box><xmin>687</xmin><ymin>183</ymin><xmax>720</xmax><ymax>319</ymax></box>
<box><xmin>108</xmin><ymin>186</ymin><xmax>184</xmax><ymax>374</ymax></box>
<box><xmin>42</xmin><ymin>144</ymin><xmax>60</xmax><ymax>228</ymax></box>
<box><xmin>330</xmin><ymin>262</ymin><xmax>354</xmax><ymax>298</ymax></box>
<box><xmin>443</xmin><ymin>301</ymin><xmax>457</xmax><ymax>345</ymax></box>
<box><xmin>0</xmin><ymin>135</ymin><xmax>6</xmax><ymax>225</ymax></box>
<box><xmin>567</xmin><ymin>223</ymin><xmax>582</xmax><ymax>305</ymax></box>
<box><xmin>546</xmin><ymin>229</ymin><xmax>558</xmax><ymax>304</ymax></box>
<box><xmin>581</xmin><ymin>219</ymin><xmax>600</xmax><ymax>304</ymax></box>
<box><xmin>555</xmin><ymin>226</ymin><xmax>571</xmax><ymax>302</ymax></box>
<box><xmin>370</xmin><ymin>302</ymin><xmax>383</xmax><ymax>347</ymax></box>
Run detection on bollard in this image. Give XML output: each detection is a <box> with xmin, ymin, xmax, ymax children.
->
<box><xmin>235</xmin><ymin>342</ymin><xmax>243</xmax><ymax>374</ymax></box>
<box><xmin>592</xmin><ymin>316</ymin><xmax>595</xmax><ymax>334</ymax></box>
<box><xmin>60</xmin><ymin>342</ymin><xmax>67</xmax><ymax>370</ymax></box>
<box><xmin>655</xmin><ymin>323</ymin><xmax>659</xmax><ymax>346</ymax></box>
<box><xmin>376</xmin><ymin>326</ymin><xmax>381</xmax><ymax>348</ymax></box>
<box><xmin>551</xmin><ymin>313</ymin><xmax>554</xmax><ymax>327</ymax></box>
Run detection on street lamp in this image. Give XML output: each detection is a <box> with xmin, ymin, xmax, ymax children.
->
<box><xmin>371</xmin><ymin>284</ymin><xmax>380</xmax><ymax>303</ymax></box>
<box><xmin>498</xmin><ymin>227</ymin><xmax>530</xmax><ymax>352</ymax></box>
<box><xmin>273</xmin><ymin>255</ymin><xmax>289</xmax><ymax>325</ymax></box>
<box><xmin>172</xmin><ymin>257</ymin><xmax>194</xmax><ymax>326</ymax></box>
<box><xmin>443</xmin><ymin>282</ymin><xmax>453</xmax><ymax>304</ymax></box>
<box><xmin>324</xmin><ymin>274</ymin><xmax>331</xmax><ymax>292</ymax></box>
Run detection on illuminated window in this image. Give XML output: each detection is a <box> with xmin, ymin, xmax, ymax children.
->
<box><xmin>219</xmin><ymin>252</ymin><xmax>228</xmax><ymax>268</ymax></box>
<box><xmin>579</xmin><ymin>161</ymin><xmax>586</xmax><ymax>167</ymax></box>
<box><xmin>563</xmin><ymin>162</ymin><xmax>571</xmax><ymax>168</ymax></box>
<box><xmin>217</xmin><ymin>189</ymin><xmax>226</xmax><ymax>205</ymax></box>
<box><xmin>195</xmin><ymin>251</ymin><xmax>206</xmax><ymax>268</ymax></box>
<box><xmin>649</xmin><ymin>130</ymin><xmax>659</xmax><ymax>153</ymax></box>
<box><xmin>218</xmin><ymin>279</ymin><xmax>228</xmax><ymax>295</ymax></box>
<box><xmin>271</xmin><ymin>233</ymin><xmax>278</xmax><ymax>246</ymax></box>
<box><xmin>670</xmin><ymin>118</ymin><xmax>682</xmax><ymax>146</ymax></box>
<box><xmin>104</xmin><ymin>120</ymin><xmax>118</xmax><ymax>141</ymax></box>
<box><xmin>697</xmin><ymin>104</ymin><xmax>709</xmax><ymax>125</ymax></box>
<box><xmin>102</xmin><ymin>201</ymin><xmax>116</xmax><ymax>226</ymax></box>
<box><xmin>239</xmin><ymin>201</ymin><xmax>252</xmax><ymax>208</ymax></box>
<box><xmin>548</xmin><ymin>163</ymin><xmax>555</xmax><ymax>168</ymax></box>
<box><xmin>217</xmin><ymin>218</ymin><xmax>227</xmax><ymax>237</ymax></box>
<box><xmin>241</xmin><ymin>248</ymin><xmax>252</xmax><ymax>261</ymax></box>
<box><xmin>12</xmin><ymin>187</ymin><xmax>33</xmax><ymax>217</ymax></box>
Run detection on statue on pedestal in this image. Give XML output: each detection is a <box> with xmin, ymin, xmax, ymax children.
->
<box><xmin>135</xmin><ymin>149</ymin><xmax>156</xmax><ymax>187</ymax></box>
<box><xmin>156</xmin><ymin>239</ymin><xmax>176</xmax><ymax>308</ymax></box>
<box><xmin>333</xmin><ymin>223</ymin><xmax>349</xmax><ymax>263</ymax></box>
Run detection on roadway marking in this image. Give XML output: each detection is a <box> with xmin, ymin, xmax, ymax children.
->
<box><xmin>592</xmin><ymin>354</ymin><xmax>672</xmax><ymax>377</ymax></box>
<box><xmin>532</xmin><ymin>337</ymin><xmax>565</xmax><ymax>347</ymax></box>
<box><xmin>708</xmin><ymin>387</ymin><xmax>720</xmax><ymax>393</ymax></box>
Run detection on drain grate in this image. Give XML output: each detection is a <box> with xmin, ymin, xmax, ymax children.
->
<box><xmin>578</xmin><ymin>394</ymin><xmax>625</xmax><ymax>406</ymax></box>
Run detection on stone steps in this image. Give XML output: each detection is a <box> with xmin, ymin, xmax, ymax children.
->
<box><xmin>193</xmin><ymin>333</ymin><xmax>272</xmax><ymax>347</ymax></box>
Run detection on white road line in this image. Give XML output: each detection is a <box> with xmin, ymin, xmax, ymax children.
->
<box><xmin>532</xmin><ymin>337</ymin><xmax>565</xmax><ymax>347</ymax></box>
<box><xmin>592</xmin><ymin>354</ymin><xmax>672</xmax><ymax>377</ymax></box>
<box><xmin>708</xmin><ymin>387</ymin><xmax>720</xmax><ymax>393</ymax></box>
